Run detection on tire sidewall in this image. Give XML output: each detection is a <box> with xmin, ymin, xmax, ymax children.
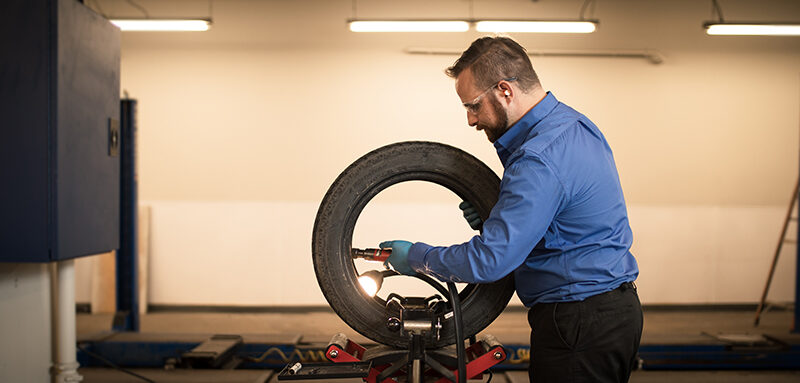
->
<box><xmin>312</xmin><ymin>141</ymin><xmax>515</xmax><ymax>348</ymax></box>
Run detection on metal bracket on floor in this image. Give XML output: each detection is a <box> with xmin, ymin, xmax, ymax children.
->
<box><xmin>181</xmin><ymin>334</ymin><xmax>244</xmax><ymax>369</ymax></box>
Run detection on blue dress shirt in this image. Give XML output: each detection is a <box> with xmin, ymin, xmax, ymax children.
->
<box><xmin>407</xmin><ymin>92</ymin><xmax>639</xmax><ymax>306</ymax></box>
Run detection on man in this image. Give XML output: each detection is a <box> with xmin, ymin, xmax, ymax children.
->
<box><xmin>380</xmin><ymin>36</ymin><xmax>642</xmax><ymax>382</ymax></box>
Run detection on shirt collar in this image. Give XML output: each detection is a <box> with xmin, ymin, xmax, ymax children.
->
<box><xmin>494</xmin><ymin>91</ymin><xmax>558</xmax><ymax>166</ymax></box>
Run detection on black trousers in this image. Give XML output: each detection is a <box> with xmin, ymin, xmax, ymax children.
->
<box><xmin>528</xmin><ymin>282</ymin><xmax>643</xmax><ymax>383</ymax></box>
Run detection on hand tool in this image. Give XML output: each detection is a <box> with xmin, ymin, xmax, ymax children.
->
<box><xmin>351</xmin><ymin>248</ymin><xmax>392</xmax><ymax>263</ymax></box>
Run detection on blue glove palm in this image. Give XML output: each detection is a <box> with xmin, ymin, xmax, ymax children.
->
<box><xmin>379</xmin><ymin>240</ymin><xmax>416</xmax><ymax>275</ymax></box>
<box><xmin>459</xmin><ymin>201</ymin><xmax>483</xmax><ymax>230</ymax></box>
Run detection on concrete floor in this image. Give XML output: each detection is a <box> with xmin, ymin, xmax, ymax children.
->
<box><xmin>75</xmin><ymin>368</ymin><xmax>800</xmax><ymax>382</ymax></box>
<box><xmin>76</xmin><ymin>308</ymin><xmax>800</xmax><ymax>382</ymax></box>
<box><xmin>78</xmin><ymin>308</ymin><xmax>799</xmax><ymax>345</ymax></box>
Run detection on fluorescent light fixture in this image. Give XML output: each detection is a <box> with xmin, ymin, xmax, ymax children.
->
<box><xmin>110</xmin><ymin>19</ymin><xmax>211</xmax><ymax>32</ymax></box>
<box><xmin>705</xmin><ymin>23</ymin><xmax>800</xmax><ymax>36</ymax></box>
<box><xmin>346</xmin><ymin>19</ymin><xmax>598</xmax><ymax>34</ymax></box>
<box><xmin>476</xmin><ymin>20</ymin><xmax>597</xmax><ymax>33</ymax></box>
<box><xmin>349</xmin><ymin>20</ymin><xmax>470</xmax><ymax>32</ymax></box>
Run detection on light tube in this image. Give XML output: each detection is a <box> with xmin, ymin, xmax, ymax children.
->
<box><xmin>110</xmin><ymin>19</ymin><xmax>211</xmax><ymax>32</ymax></box>
<box><xmin>705</xmin><ymin>23</ymin><xmax>800</xmax><ymax>36</ymax></box>
<box><xmin>476</xmin><ymin>21</ymin><xmax>596</xmax><ymax>33</ymax></box>
<box><xmin>349</xmin><ymin>20</ymin><xmax>470</xmax><ymax>32</ymax></box>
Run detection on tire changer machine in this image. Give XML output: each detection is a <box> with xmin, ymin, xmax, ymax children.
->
<box><xmin>280</xmin><ymin>142</ymin><xmax>517</xmax><ymax>383</ymax></box>
<box><xmin>280</xmin><ymin>249</ymin><xmax>508</xmax><ymax>383</ymax></box>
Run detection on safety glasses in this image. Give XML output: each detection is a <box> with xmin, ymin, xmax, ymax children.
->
<box><xmin>462</xmin><ymin>77</ymin><xmax>517</xmax><ymax>114</ymax></box>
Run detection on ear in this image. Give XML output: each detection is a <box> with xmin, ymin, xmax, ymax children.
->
<box><xmin>497</xmin><ymin>81</ymin><xmax>513</xmax><ymax>98</ymax></box>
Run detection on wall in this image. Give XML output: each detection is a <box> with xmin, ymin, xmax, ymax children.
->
<box><xmin>0</xmin><ymin>264</ymin><xmax>52</xmax><ymax>381</ymax></box>
<box><xmin>77</xmin><ymin>0</ymin><xmax>800</xmax><ymax>306</ymax></box>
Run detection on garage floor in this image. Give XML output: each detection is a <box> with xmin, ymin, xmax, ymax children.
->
<box><xmin>76</xmin><ymin>308</ymin><xmax>800</xmax><ymax>382</ymax></box>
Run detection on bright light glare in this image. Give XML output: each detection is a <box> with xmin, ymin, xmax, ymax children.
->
<box><xmin>358</xmin><ymin>275</ymin><xmax>380</xmax><ymax>297</ymax></box>
<box><xmin>111</xmin><ymin>19</ymin><xmax>211</xmax><ymax>32</ymax></box>
<box><xmin>476</xmin><ymin>21</ymin><xmax>596</xmax><ymax>33</ymax></box>
<box><xmin>705</xmin><ymin>24</ymin><xmax>800</xmax><ymax>36</ymax></box>
<box><xmin>349</xmin><ymin>21</ymin><xmax>470</xmax><ymax>32</ymax></box>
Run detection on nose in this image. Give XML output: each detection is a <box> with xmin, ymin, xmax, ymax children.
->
<box><xmin>467</xmin><ymin>111</ymin><xmax>478</xmax><ymax>127</ymax></box>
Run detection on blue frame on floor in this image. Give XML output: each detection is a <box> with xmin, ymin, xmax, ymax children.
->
<box><xmin>638</xmin><ymin>344</ymin><xmax>800</xmax><ymax>370</ymax></box>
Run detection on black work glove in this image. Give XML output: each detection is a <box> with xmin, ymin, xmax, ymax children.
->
<box><xmin>459</xmin><ymin>201</ymin><xmax>483</xmax><ymax>231</ymax></box>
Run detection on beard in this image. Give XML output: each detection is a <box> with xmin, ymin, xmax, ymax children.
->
<box><xmin>478</xmin><ymin>95</ymin><xmax>510</xmax><ymax>143</ymax></box>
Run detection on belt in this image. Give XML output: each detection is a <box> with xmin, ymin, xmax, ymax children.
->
<box><xmin>534</xmin><ymin>281</ymin><xmax>638</xmax><ymax>308</ymax></box>
<box><xmin>617</xmin><ymin>281</ymin><xmax>636</xmax><ymax>291</ymax></box>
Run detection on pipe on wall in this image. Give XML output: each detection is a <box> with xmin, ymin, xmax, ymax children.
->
<box><xmin>404</xmin><ymin>47</ymin><xmax>665</xmax><ymax>64</ymax></box>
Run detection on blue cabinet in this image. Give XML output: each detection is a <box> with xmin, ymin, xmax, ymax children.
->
<box><xmin>0</xmin><ymin>0</ymin><xmax>121</xmax><ymax>262</ymax></box>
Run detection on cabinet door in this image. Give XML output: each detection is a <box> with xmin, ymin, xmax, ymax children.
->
<box><xmin>0</xmin><ymin>0</ymin><xmax>121</xmax><ymax>262</ymax></box>
<box><xmin>55</xmin><ymin>0</ymin><xmax>121</xmax><ymax>260</ymax></box>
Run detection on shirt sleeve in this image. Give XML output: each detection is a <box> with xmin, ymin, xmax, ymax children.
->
<box><xmin>407</xmin><ymin>156</ymin><xmax>565</xmax><ymax>283</ymax></box>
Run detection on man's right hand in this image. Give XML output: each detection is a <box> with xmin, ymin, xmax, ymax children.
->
<box><xmin>379</xmin><ymin>240</ymin><xmax>416</xmax><ymax>276</ymax></box>
<box><xmin>459</xmin><ymin>201</ymin><xmax>483</xmax><ymax>230</ymax></box>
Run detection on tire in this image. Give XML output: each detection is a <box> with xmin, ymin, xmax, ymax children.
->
<box><xmin>312</xmin><ymin>141</ymin><xmax>515</xmax><ymax>348</ymax></box>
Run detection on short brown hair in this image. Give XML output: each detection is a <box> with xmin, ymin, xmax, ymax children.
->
<box><xmin>445</xmin><ymin>36</ymin><xmax>540</xmax><ymax>92</ymax></box>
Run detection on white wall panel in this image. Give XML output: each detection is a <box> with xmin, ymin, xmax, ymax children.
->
<box><xmin>117</xmin><ymin>202</ymin><xmax>795</xmax><ymax>306</ymax></box>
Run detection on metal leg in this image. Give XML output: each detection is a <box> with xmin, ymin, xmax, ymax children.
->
<box><xmin>408</xmin><ymin>334</ymin><xmax>424</xmax><ymax>383</ymax></box>
<box><xmin>411</xmin><ymin>359</ymin><xmax>422</xmax><ymax>383</ymax></box>
<box><xmin>53</xmin><ymin>260</ymin><xmax>83</xmax><ymax>383</ymax></box>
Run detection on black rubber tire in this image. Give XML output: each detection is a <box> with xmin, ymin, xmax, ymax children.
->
<box><xmin>312</xmin><ymin>141</ymin><xmax>515</xmax><ymax>348</ymax></box>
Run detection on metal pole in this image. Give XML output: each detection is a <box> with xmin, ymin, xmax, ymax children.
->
<box><xmin>114</xmin><ymin>98</ymin><xmax>139</xmax><ymax>332</ymax></box>
<box><xmin>795</xmin><ymin>90</ymin><xmax>800</xmax><ymax>334</ymax></box>
<box><xmin>411</xmin><ymin>359</ymin><xmax>422</xmax><ymax>383</ymax></box>
<box><xmin>408</xmin><ymin>334</ymin><xmax>424</xmax><ymax>383</ymax></box>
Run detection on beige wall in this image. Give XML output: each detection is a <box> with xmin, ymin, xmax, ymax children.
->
<box><xmin>0</xmin><ymin>264</ymin><xmax>52</xmax><ymax>382</ymax></box>
<box><xmin>77</xmin><ymin>0</ymin><xmax>800</xmax><ymax>306</ymax></box>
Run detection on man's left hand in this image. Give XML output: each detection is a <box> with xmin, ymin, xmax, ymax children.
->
<box><xmin>379</xmin><ymin>240</ymin><xmax>416</xmax><ymax>275</ymax></box>
<box><xmin>459</xmin><ymin>201</ymin><xmax>483</xmax><ymax>230</ymax></box>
